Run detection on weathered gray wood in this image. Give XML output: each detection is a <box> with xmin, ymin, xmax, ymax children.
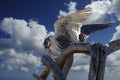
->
<box><xmin>88</xmin><ymin>43</ymin><xmax>107</xmax><ymax>80</ymax></box>
<box><xmin>41</xmin><ymin>55</ymin><xmax>65</xmax><ymax>80</ymax></box>
<box><xmin>61</xmin><ymin>55</ymin><xmax>74</xmax><ymax>78</ymax></box>
<box><xmin>107</xmin><ymin>39</ymin><xmax>120</xmax><ymax>55</ymax></box>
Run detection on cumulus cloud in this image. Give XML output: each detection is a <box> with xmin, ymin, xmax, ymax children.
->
<box><xmin>71</xmin><ymin>54</ymin><xmax>90</xmax><ymax>71</ymax></box>
<box><xmin>0</xmin><ymin>18</ymin><xmax>53</xmax><ymax>72</ymax></box>
<box><xmin>110</xmin><ymin>0</ymin><xmax>120</xmax><ymax>20</ymax></box>
<box><xmin>0</xmin><ymin>18</ymin><xmax>48</xmax><ymax>52</ymax></box>
<box><xmin>104</xmin><ymin>50</ymin><xmax>120</xmax><ymax>80</ymax></box>
<box><xmin>110</xmin><ymin>25</ymin><xmax>120</xmax><ymax>41</ymax></box>
<box><xmin>21</xmin><ymin>66</ymin><xmax>29</xmax><ymax>72</ymax></box>
<box><xmin>58</xmin><ymin>1</ymin><xmax>77</xmax><ymax>18</ymax></box>
<box><xmin>85</xmin><ymin>0</ymin><xmax>111</xmax><ymax>24</ymax></box>
<box><xmin>1</xmin><ymin>49</ymin><xmax>41</xmax><ymax>72</ymax></box>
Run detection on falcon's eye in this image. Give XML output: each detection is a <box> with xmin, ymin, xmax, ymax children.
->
<box><xmin>44</xmin><ymin>38</ymin><xmax>51</xmax><ymax>48</ymax></box>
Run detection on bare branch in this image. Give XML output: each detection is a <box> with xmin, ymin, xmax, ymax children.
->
<box><xmin>107</xmin><ymin>39</ymin><xmax>120</xmax><ymax>55</ymax></box>
<box><xmin>42</xmin><ymin>55</ymin><xmax>65</xmax><ymax>80</ymax></box>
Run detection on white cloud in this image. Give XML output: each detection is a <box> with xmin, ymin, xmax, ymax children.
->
<box><xmin>58</xmin><ymin>1</ymin><xmax>77</xmax><ymax>18</ymax></box>
<box><xmin>67</xmin><ymin>1</ymin><xmax>77</xmax><ymax>14</ymax></box>
<box><xmin>106</xmin><ymin>50</ymin><xmax>120</xmax><ymax>68</ymax></box>
<box><xmin>0</xmin><ymin>18</ymin><xmax>48</xmax><ymax>53</ymax></box>
<box><xmin>0</xmin><ymin>17</ymin><xmax>52</xmax><ymax>72</ymax></box>
<box><xmin>21</xmin><ymin>66</ymin><xmax>29</xmax><ymax>72</ymax></box>
<box><xmin>0</xmin><ymin>49</ymin><xmax>41</xmax><ymax>72</ymax></box>
<box><xmin>71</xmin><ymin>54</ymin><xmax>90</xmax><ymax>71</ymax></box>
<box><xmin>110</xmin><ymin>25</ymin><xmax>120</xmax><ymax>41</ymax></box>
<box><xmin>104</xmin><ymin>50</ymin><xmax>120</xmax><ymax>80</ymax></box>
<box><xmin>71</xmin><ymin>65</ymin><xmax>89</xmax><ymax>71</ymax></box>
<box><xmin>85</xmin><ymin>0</ymin><xmax>111</xmax><ymax>24</ymax></box>
<box><xmin>110</xmin><ymin>0</ymin><xmax>120</xmax><ymax>20</ymax></box>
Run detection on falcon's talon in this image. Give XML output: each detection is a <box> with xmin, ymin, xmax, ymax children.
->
<box><xmin>51</xmin><ymin>55</ymin><xmax>57</xmax><ymax>62</ymax></box>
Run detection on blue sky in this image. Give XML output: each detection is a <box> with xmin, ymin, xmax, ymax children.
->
<box><xmin>0</xmin><ymin>0</ymin><xmax>120</xmax><ymax>80</ymax></box>
<box><xmin>0</xmin><ymin>0</ymin><xmax>91</xmax><ymax>31</ymax></box>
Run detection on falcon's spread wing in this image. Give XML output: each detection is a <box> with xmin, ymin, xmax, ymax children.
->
<box><xmin>81</xmin><ymin>22</ymin><xmax>113</xmax><ymax>35</ymax></box>
<box><xmin>79</xmin><ymin>22</ymin><xmax>113</xmax><ymax>42</ymax></box>
<box><xmin>54</xmin><ymin>7</ymin><xmax>92</xmax><ymax>43</ymax></box>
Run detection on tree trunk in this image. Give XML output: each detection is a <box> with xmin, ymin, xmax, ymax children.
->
<box><xmin>88</xmin><ymin>43</ymin><xmax>107</xmax><ymax>80</ymax></box>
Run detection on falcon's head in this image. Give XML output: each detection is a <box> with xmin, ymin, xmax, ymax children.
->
<box><xmin>43</xmin><ymin>36</ymin><xmax>57</xmax><ymax>55</ymax></box>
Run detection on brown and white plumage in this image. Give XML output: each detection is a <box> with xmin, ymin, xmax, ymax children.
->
<box><xmin>54</xmin><ymin>7</ymin><xmax>92</xmax><ymax>43</ymax></box>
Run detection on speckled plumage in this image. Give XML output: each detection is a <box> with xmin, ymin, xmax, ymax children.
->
<box><xmin>54</xmin><ymin>7</ymin><xmax>92</xmax><ymax>44</ymax></box>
